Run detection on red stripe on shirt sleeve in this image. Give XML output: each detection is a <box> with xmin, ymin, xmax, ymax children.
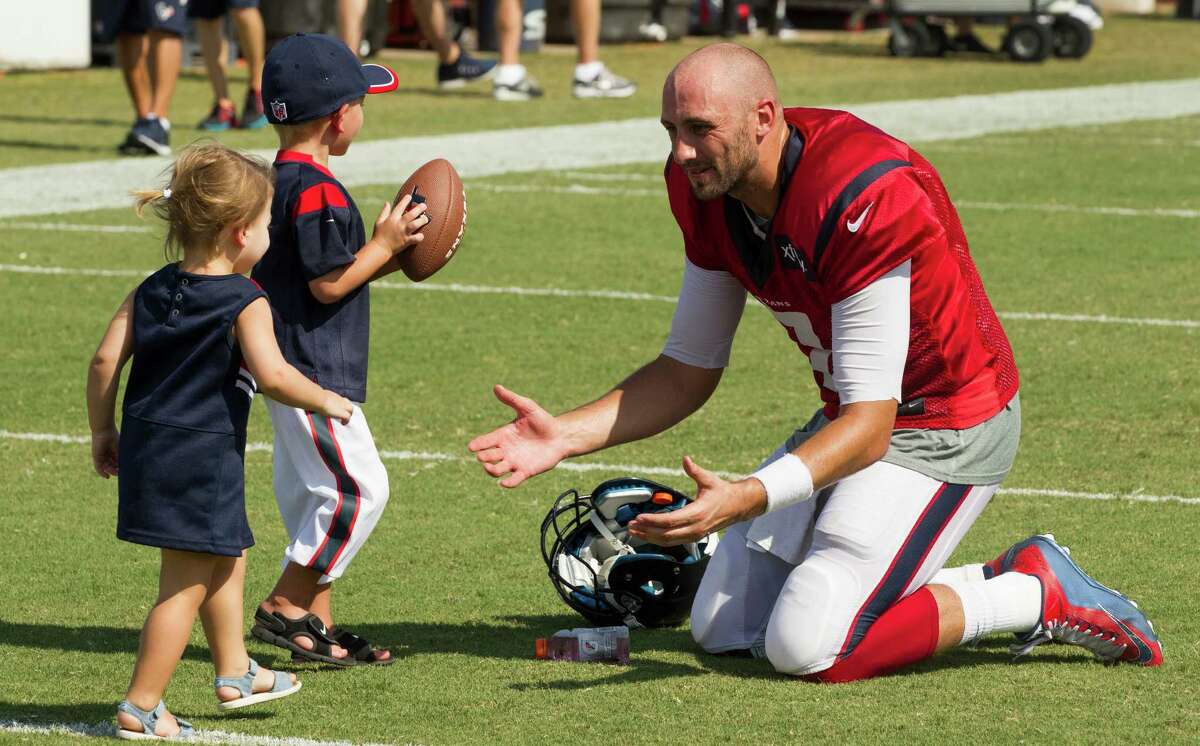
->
<box><xmin>293</xmin><ymin>182</ymin><xmax>349</xmax><ymax>219</ymax></box>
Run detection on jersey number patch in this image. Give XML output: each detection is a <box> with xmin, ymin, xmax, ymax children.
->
<box><xmin>772</xmin><ymin>311</ymin><xmax>836</xmax><ymax>396</ymax></box>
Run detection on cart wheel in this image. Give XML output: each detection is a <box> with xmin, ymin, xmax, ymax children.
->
<box><xmin>926</xmin><ymin>23</ymin><xmax>949</xmax><ymax>57</ymax></box>
<box><xmin>1004</xmin><ymin>20</ymin><xmax>1053</xmax><ymax>63</ymax></box>
<box><xmin>1052</xmin><ymin>16</ymin><xmax>1093</xmax><ymax>59</ymax></box>
<box><xmin>888</xmin><ymin>20</ymin><xmax>932</xmax><ymax>58</ymax></box>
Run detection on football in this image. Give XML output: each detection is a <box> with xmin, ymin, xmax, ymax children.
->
<box><xmin>393</xmin><ymin>158</ymin><xmax>467</xmax><ymax>282</ymax></box>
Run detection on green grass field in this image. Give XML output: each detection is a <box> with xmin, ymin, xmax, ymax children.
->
<box><xmin>2</xmin><ymin>14</ymin><xmax>1199</xmax><ymax>745</ymax></box>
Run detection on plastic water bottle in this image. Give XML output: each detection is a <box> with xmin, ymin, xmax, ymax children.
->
<box><xmin>535</xmin><ymin>626</ymin><xmax>630</xmax><ymax>664</ymax></box>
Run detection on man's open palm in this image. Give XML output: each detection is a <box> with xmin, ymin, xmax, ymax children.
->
<box><xmin>468</xmin><ymin>384</ymin><xmax>566</xmax><ymax>487</ymax></box>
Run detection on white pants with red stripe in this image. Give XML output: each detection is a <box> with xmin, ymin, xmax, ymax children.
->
<box><xmin>690</xmin><ymin>443</ymin><xmax>998</xmax><ymax>676</ymax></box>
<box><xmin>266</xmin><ymin>399</ymin><xmax>390</xmax><ymax>585</ymax></box>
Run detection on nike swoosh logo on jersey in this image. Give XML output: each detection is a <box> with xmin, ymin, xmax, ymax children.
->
<box><xmin>847</xmin><ymin>203</ymin><xmax>874</xmax><ymax>233</ymax></box>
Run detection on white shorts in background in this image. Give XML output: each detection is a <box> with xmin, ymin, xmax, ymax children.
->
<box><xmin>265</xmin><ymin>399</ymin><xmax>390</xmax><ymax>584</ymax></box>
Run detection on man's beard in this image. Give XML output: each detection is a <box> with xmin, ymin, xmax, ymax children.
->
<box><xmin>686</xmin><ymin>132</ymin><xmax>757</xmax><ymax>201</ymax></box>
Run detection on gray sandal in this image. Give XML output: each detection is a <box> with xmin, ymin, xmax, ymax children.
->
<box><xmin>115</xmin><ymin>700</ymin><xmax>194</xmax><ymax>741</ymax></box>
<box><xmin>215</xmin><ymin>657</ymin><xmax>302</xmax><ymax>711</ymax></box>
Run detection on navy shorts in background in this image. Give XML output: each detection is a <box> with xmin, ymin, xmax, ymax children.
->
<box><xmin>189</xmin><ymin>0</ymin><xmax>260</xmax><ymax>20</ymax></box>
<box><xmin>92</xmin><ymin>0</ymin><xmax>189</xmax><ymax>39</ymax></box>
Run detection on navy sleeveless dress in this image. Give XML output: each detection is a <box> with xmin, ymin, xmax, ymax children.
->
<box><xmin>117</xmin><ymin>265</ymin><xmax>267</xmax><ymax>556</ymax></box>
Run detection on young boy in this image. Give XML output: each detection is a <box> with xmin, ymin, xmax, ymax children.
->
<box><xmin>249</xmin><ymin>33</ymin><xmax>428</xmax><ymax>666</ymax></box>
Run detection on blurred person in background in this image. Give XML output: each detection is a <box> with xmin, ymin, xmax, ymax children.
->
<box><xmin>337</xmin><ymin>0</ymin><xmax>370</xmax><ymax>55</ymax></box>
<box><xmin>191</xmin><ymin>0</ymin><xmax>269</xmax><ymax>131</ymax></box>
<box><xmin>410</xmin><ymin>0</ymin><xmax>637</xmax><ymax>101</ymax></box>
<box><xmin>96</xmin><ymin>0</ymin><xmax>186</xmax><ymax>155</ymax></box>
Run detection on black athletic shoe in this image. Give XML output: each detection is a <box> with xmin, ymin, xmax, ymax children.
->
<box><xmin>118</xmin><ymin>117</ymin><xmax>171</xmax><ymax>156</ymax></box>
<box><xmin>437</xmin><ymin>51</ymin><xmax>497</xmax><ymax>89</ymax></box>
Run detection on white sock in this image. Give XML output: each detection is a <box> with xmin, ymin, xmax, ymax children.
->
<box><xmin>929</xmin><ymin>563</ymin><xmax>987</xmax><ymax>585</ymax></box>
<box><xmin>939</xmin><ymin>573</ymin><xmax>1042</xmax><ymax>645</ymax></box>
<box><xmin>574</xmin><ymin>61</ymin><xmax>604</xmax><ymax>82</ymax></box>
<box><xmin>493</xmin><ymin>64</ymin><xmax>527</xmax><ymax>86</ymax></box>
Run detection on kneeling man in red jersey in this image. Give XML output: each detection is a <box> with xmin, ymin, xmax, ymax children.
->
<box><xmin>469</xmin><ymin>43</ymin><xmax>1162</xmax><ymax>680</ymax></box>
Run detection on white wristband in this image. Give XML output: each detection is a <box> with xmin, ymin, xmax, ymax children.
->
<box><xmin>751</xmin><ymin>453</ymin><xmax>815</xmax><ymax>514</ymax></box>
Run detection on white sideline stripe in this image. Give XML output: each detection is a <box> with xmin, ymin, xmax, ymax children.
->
<box><xmin>0</xmin><ymin>221</ymin><xmax>152</xmax><ymax>233</ymax></box>
<box><xmin>0</xmin><ymin>720</ymin><xmax>393</xmax><ymax>746</ymax></box>
<box><xmin>470</xmin><ymin>182</ymin><xmax>663</xmax><ymax>197</ymax></box>
<box><xmin>957</xmin><ymin>200</ymin><xmax>1200</xmax><ymax>220</ymax></box>
<box><xmin>0</xmin><ymin>263</ymin><xmax>151</xmax><ymax>278</ymax></box>
<box><xmin>3</xmin><ymin>78</ymin><xmax>1200</xmax><ymax>218</ymax></box>
<box><xmin>997</xmin><ymin>311</ymin><xmax>1199</xmax><ymax>329</ymax></box>
<box><xmin>4</xmin><ymin>429</ymin><xmax>1197</xmax><ymax>506</ymax></box>
<box><xmin>924</xmin><ymin>135</ymin><xmax>1200</xmax><ymax>149</ymax></box>
<box><xmin>8</xmin><ymin>189</ymin><xmax>1192</xmax><ymax>229</ymax></box>
<box><xmin>372</xmin><ymin>278</ymin><xmax>678</xmax><ymax>303</ymax></box>
<box><xmin>469</xmin><ymin>184</ymin><xmax>1200</xmax><ymax>220</ymax></box>
<box><xmin>2</xmin><ymin>263</ymin><xmax>1197</xmax><ymax>329</ymax></box>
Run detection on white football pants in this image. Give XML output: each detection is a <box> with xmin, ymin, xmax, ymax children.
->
<box><xmin>691</xmin><ymin>438</ymin><xmax>998</xmax><ymax>676</ymax></box>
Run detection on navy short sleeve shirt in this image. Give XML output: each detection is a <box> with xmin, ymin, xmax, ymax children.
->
<box><xmin>252</xmin><ymin>150</ymin><xmax>370</xmax><ymax>402</ymax></box>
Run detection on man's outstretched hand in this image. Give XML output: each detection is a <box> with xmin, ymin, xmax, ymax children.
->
<box><xmin>628</xmin><ymin>456</ymin><xmax>766</xmax><ymax>546</ymax></box>
<box><xmin>468</xmin><ymin>384</ymin><xmax>568</xmax><ymax>488</ymax></box>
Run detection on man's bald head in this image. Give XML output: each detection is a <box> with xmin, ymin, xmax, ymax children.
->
<box><xmin>661</xmin><ymin>44</ymin><xmax>786</xmax><ymax>203</ymax></box>
<box><xmin>664</xmin><ymin>43</ymin><xmax>779</xmax><ymax>113</ymax></box>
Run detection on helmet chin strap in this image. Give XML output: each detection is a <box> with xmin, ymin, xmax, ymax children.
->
<box><xmin>589</xmin><ymin>511</ymin><xmax>635</xmax><ymax>556</ymax></box>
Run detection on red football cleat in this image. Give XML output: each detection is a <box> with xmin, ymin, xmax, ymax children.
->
<box><xmin>987</xmin><ymin>534</ymin><xmax>1162</xmax><ymax>666</ymax></box>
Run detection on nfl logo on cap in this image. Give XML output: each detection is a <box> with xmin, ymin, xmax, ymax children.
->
<box><xmin>270</xmin><ymin>100</ymin><xmax>288</xmax><ymax>122</ymax></box>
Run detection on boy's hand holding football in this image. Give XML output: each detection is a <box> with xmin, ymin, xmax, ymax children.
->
<box><xmin>373</xmin><ymin>194</ymin><xmax>428</xmax><ymax>254</ymax></box>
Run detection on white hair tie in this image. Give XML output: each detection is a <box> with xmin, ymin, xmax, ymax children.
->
<box><xmin>162</xmin><ymin>188</ymin><xmax>172</xmax><ymax>199</ymax></box>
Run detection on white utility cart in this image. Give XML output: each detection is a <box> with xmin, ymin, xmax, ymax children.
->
<box><xmin>885</xmin><ymin>0</ymin><xmax>1103</xmax><ymax>62</ymax></box>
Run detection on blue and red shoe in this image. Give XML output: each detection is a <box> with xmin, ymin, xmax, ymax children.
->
<box><xmin>986</xmin><ymin>534</ymin><xmax>1162</xmax><ymax>666</ymax></box>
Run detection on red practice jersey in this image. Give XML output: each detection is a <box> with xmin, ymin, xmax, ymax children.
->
<box><xmin>666</xmin><ymin>107</ymin><xmax>1018</xmax><ymax>430</ymax></box>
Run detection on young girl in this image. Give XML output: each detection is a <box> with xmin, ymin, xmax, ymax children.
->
<box><xmin>87</xmin><ymin>143</ymin><xmax>354</xmax><ymax>740</ymax></box>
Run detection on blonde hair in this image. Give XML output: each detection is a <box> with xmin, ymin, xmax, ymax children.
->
<box><xmin>132</xmin><ymin>142</ymin><xmax>275</xmax><ymax>261</ymax></box>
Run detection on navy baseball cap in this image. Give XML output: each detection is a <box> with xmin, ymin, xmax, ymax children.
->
<box><xmin>263</xmin><ymin>33</ymin><xmax>398</xmax><ymax>125</ymax></box>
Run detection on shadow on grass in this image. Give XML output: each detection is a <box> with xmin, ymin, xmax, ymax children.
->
<box><xmin>306</xmin><ymin>613</ymin><xmax>1096</xmax><ymax>688</ymax></box>
<box><xmin>0</xmin><ymin>701</ymin><xmax>115</xmax><ymax>724</ymax></box>
<box><xmin>0</xmin><ymin>701</ymin><xmax>272</xmax><ymax>731</ymax></box>
<box><xmin>0</xmin><ymin>619</ymin><xmax>210</xmax><ymax>662</ymax></box>
<box><xmin>0</xmin><ymin>138</ymin><xmax>115</xmax><ymax>155</ymax></box>
<box><xmin>0</xmin><ymin>113</ymin><xmax>130</xmax><ymax>127</ymax></box>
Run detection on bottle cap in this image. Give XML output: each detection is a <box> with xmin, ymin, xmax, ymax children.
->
<box><xmin>534</xmin><ymin>638</ymin><xmax>548</xmax><ymax>659</ymax></box>
<box><xmin>652</xmin><ymin>491</ymin><xmax>674</xmax><ymax>505</ymax></box>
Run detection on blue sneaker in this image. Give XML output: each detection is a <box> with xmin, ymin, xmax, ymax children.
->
<box><xmin>988</xmin><ymin>534</ymin><xmax>1163</xmax><ymax>666</ymax></box>
<box><xmin>198</xmin><ymin>101</ymin><xmax>238</xmax><ymax>131</ymax></box>
<box><xmin>118</xmin><ymin>117</ymin><xmax>171</xmax><ymax>156</ymax></box>
<box><xmin>437</xmin><ymin>51</ymin><xmax>497</xmax><ymax>89</ymax></box>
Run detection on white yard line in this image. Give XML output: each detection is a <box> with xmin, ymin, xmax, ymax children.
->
<box><xmin>2</xmin><ymin>263</ymin><xmax>1197</xmax><ymax>329</ymax></box>
<box><xmin>923</xmin><ymin>135</ymin><xmax>1200</xmax><ymax>149</ymax></box>
<box><xmin>2</xmin><ymin>78</ymin><xmax>1200</xmax><ymax>219</ymax></box>
<box><xmin>471</xmin><ymin>184</ymin><xmax>1200</xmax><ymax>219</ymax></box>
<box><xmin>6</xmin><ymin>187</ymin><xmax>1197</xmax><ymax>227</ymax></box>
<box><xmin>955</xmin><ymin>200</ymin><xmax>1200</xmax><ymax>219</ymax></box>
<box><xmin>4</xmin><ymin>429</ymin><xmax>1196</xmax><ymax>506</ymax></box>
<box><xmin>0</xmin><ymin>221</ymin><xmax>153</xmax><ymax>233</ymax></box>
<box><xmin>0</xmin><ymin>721</ymin><xmax>395</xmax><ymax>746</ymax></box>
